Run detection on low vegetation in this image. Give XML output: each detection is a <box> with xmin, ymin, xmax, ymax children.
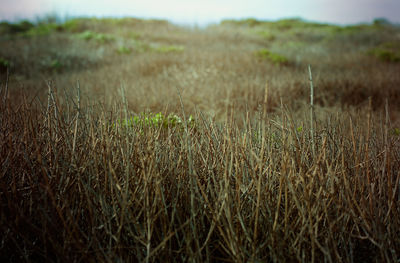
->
<box><xmin>77</xmin><ymin>30</ymin><xmax>115</xmax><ymax>43</ymax></box>
<box><xmin>0</xmin><ymin>16</ymin><xmax>399</xmax><ymax>262</ymax></box>
<box><xmin>368</xmin><ymin>42</ymin><xmax>400</xmax><ymax>62</ymax></box>
<box><xmin>255</xmin><ymin>49</ymin><xmax>289</xmax><ymax>65</ymax></box>
<box><xmin>112</xmin><ymin>112</ymin><xmax>194</xmax><ymax>131</ymax></box>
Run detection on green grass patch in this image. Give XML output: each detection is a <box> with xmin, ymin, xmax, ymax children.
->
<box><xmin>368</xmin><ymin>42</ymin><xmax>400</xmax><ymax>62</ymax></box>
<box><xmin>22</xmin><ymin>23</ymin><xmax>62</xmax><ymax>37</ymax></box>
<box><xmin>328</xmin><ymin>24</ymin><xmax>378</xmax><ymax>36</ymax></box>
<box><xmin>392</xmin><ymin>128</ymin><xmax>400</xmax><ymax>136</ymax></box>
<box><xmin>77</xmin><ymin>30</ymin><xmax>115</xmax><ymax>43</ymax></box>
<box><xmin>50</xmin><ymin>59</ymin><xmax>63</xmax><ymax>70</ymax></box>
<box><xmin>61</xmin><ymin>19</ymin><xmax>88</xmax><ymax>33</ymax></box>
<box><xmin>117</xmin><ymin>46</ymin><xmax>132</xmax><ymax>55</ymax></box>
<box><xmin>0</xmin><ymin>57</ymin><xmax>10</xmax><ymax>68</ymax></box>
<box><xmin>0</xmin><ymin>20</ymin><xmax>62</xmax><ymax>37</ymax></box>
<box><xmin>255</xmin><ymin>49</ymin><xmax>289</xmax><ymax>65</ymax></box>
<box><xmin>267</xmin><ymin>18</ymin><xmax>334</xmax><ymax>31</ymax></box>
<box><xmin>372</xmin><ymin>18</ymin><xmax>392</xmax><ymax>27</ymax></box>
<box><xmin>40</xmin><ymin>58</ymin><xmax>63</xmax><ymax>73</ymax></box>
<box><xmin>113</xmin><ymin>112</ymin><xmax>194</xmax><ymax>131</ymax></box>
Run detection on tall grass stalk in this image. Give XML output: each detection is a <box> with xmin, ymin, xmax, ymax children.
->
<box><xmin>308</xmin><ymin>65</ymin><xmax>315</xmax><ymax>156</ymax></box>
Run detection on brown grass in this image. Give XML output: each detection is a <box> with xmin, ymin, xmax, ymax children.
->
<box><xmin>0</xmin><ymin>17</ymin><xmax>399</xmax><ymax>262</ymax></box>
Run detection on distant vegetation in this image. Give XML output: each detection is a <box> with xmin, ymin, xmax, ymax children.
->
<box><xmin>1</xmin><ymin>16</ymin><xmax>399</xmax><ymax>262</ymax></box>
<box><xmin>255</xmin><ymin>48</ymin><xmax>289</xmax><ymax>65</ymax></box>
<box><xmin>368</xmin><ymin>42</ymin><xmax>400</xmax><ymax>62</ymax></box>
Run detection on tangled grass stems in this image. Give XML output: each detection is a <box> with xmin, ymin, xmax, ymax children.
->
<box><xmin>0</xmin><ymin>85</ymin><xmax>399</xmax><ymax>262</ymax></box>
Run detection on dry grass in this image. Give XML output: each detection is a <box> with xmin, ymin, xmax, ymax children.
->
<box><xmin>0</xmin><ymin>17</ymin><xmax>400</xmax><ymax>262</ymax></box>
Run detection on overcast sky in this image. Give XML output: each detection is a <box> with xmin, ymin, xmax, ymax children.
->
<box><xmin>1</xmin><ymin>0</ymin><xmax>399</xmax><ymax>25</ymax></box>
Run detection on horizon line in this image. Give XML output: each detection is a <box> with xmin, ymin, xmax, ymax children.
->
<box><xmin>0</xmin><ymin>13</ymin><xmax>397</xmax><ymax>27</ymax></box>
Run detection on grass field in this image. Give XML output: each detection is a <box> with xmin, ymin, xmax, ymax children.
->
<box><xmin>0</xmin><ymin>17</ymin><xmax>400</xmax><ymax>262</ymax></box>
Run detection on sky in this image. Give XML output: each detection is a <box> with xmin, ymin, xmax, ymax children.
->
<box><xmin>1</xmin><ymin>0</ymin><xmax>399</xmax><ymax>26</ymax></box>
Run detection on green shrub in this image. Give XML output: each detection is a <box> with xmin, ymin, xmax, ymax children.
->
<box><xmin>50</xmin><ymin>59</ymin><xmax>62</xmax><ymax>70</ymax></box>
<box><xmin>40</xmin><ymin>58</ymin><xmax>63</xmax><ymax>73</ymax></box>
<box><xmin>0</xmin><ymin>57</ymin><xmax>10</xmax><ymax>68</ymax></box>
<box><xmin>0</xmin><ymin>22</ymin><xmax>12</xmax><ymax>35</ymax></box>
<box><xmin>117</xmin><ymin>46</ymin><xmax>132</xmax><ymax>54</ymax></box>
<box><xmin>0</xmin><ymin>57</ymin><xmax>10</xmax><ymax>73</ymax></box>
<box><xmin>372</xmin><ymin>49</ymin><xmax>400</xmax><ymax>62</ymax></box>
<box><xmin>392</xmin><ymin>128</ymin><xmax>400</xmax><ymax>136</ymax></box>
<box><xmin>269</xmin><ymin>18</ymin><xmax>316</xmax><ymax>31</ymax></box>
<box><xmin>77</xmin><ymin>30</ymin><xmax>94</xmax><ymax>40</ymax></box>
<box><xmin>93</xmin><ymin>33</ymin><xmax>114</xmax><ymax>43</ymax></box>
<box><xmin>18</xmin><ymin>20</ymin><xmax>35</xmax><ymax>30</ymax></box>
<box><xmin>77</xmin><ymin>30</ymin><xmax>114</xmax><ymax>43</ymax></box>
<box><xmin>368</xmin><ymin>42</ymin><xmax>400</xmax><ymax>62</ymax></box>
<box><xmin>62</xmin><ymin>19</ymin><xmax>87</xmax><ymax>33</ymax></box>
<box><xmin>113</xmin><ymin>112</ymin><xmax>195</xmax><ymax>131</ymax></box>
<box><xmin>255</xmin><ymin>49</ymin><xmax>289</xmax><ymax>65</ymax></box>
<box><xmin>329</xmin><ymin>24</ymin><xmax>373</xmax><ymax>36</ymax></box>
<box><xmin>373</xmin><ymin>18</ymin><xmax>391</xmax><ymax>27</ymax></box>
<box><xmin>0</xmin><ymin>20</ymin><xmax>35</xmax><ymax>35</ymax></box>
<box><xmin>22</xmin><ymin>23</ymin><xmax>61</xmax><ymax>37</ymax></box>
<box><xmin>273</xmin><ymin>19</ymin><xmax>296</xmax><ymax>30</ymax></box>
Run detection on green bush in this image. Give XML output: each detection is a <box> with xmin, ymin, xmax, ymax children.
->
<box><xmin>368</xmin><ymin>42</ymin><xmax>400</xmax><ymax>62</ymax></box>
<box><xmin>113</xmin><ymin>112</ymin><xmax>195</xmax><ymax>131</ymax></box>
<box><xmin>39</xmin><ymin>57</ymin><xmax>63</xmax><ymax>73</ymax></box>
<box><xmin>117</xmin><ymin>46</ymin><xmax>132</xmax><ymax>54</ymax></box>
<box><xmin>77</xmin><ymin>30</ymin><xmax>94</xmax><ymax>40</ymax></box>
<box><xmin>273</xmin><ymin>19</ymin><xmax>297</xmax><ymax>30</ymax></box>
<box><xmin>0</xmin><ymin>57</ymin><xmax>10</xmax><ymax>73</ymax></box>
<box><xmin>329</xmin><ymin>24</ymin><xmax>374</xmax><ymax>36</ymax></box>
<box><xmin>77</xmin><ymin>30</ymin><xmax>114</xmax><ymax>43</ymax></box>
<box><xmin>0</xmin><ymin>20</ymin><xmax>35</xmax><ymax>35</ymax></box>
<box><xmin>255</xmin><ymin>49</ymin><xmax>289</xmax><ymax>65</ymax></box>
<box><xmin>0</xmin><ymin>18</ymin><xmax>66</xmax><ymax>37</ymax></box>
<box><xmin>372</xmin><ymin>49</ymin><xmax>400</xmax><ymax>62</ymax></box>
<box><xmin>62</xmin><ymin>19</ymin><xmax>87</xmax><ymax>33</ymax></box>
<box><xmin>17</xmin><ymin>20</ymin><xmax>35</xmax><ymax>31</ymax></box>
<box><xmin>0</xmin><ymin>57</ymin><xmax>10</xmax><ymax>68</ymax></box>
<box><xmin>50</xmin><ymin>59</ymin><xmax>63</xmax><ymax>70</ymax></box>
<box><xmin>373</xmin><ymin>18</ymin><xmax>391</xmax><ymax>27</ymax></box>
<box><xmin>269</xmin><ymin>18</ymin><xmax>320</xmax><ymax>31</ymax></box>
<box><xmin>22</xmin><ymin>23</ymin><xmax>61</xmax><ymax>37</ymax></box>
<box><xmin>392</xmin><ymin>128</ymin><xmax>400</xmax><ymax>136</ymax></box>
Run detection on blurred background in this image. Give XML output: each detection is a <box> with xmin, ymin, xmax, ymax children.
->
<box><xmin>1</xmin><ymin>0</ymin><xmax>400</xmax><ymax>26</ymax></box>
